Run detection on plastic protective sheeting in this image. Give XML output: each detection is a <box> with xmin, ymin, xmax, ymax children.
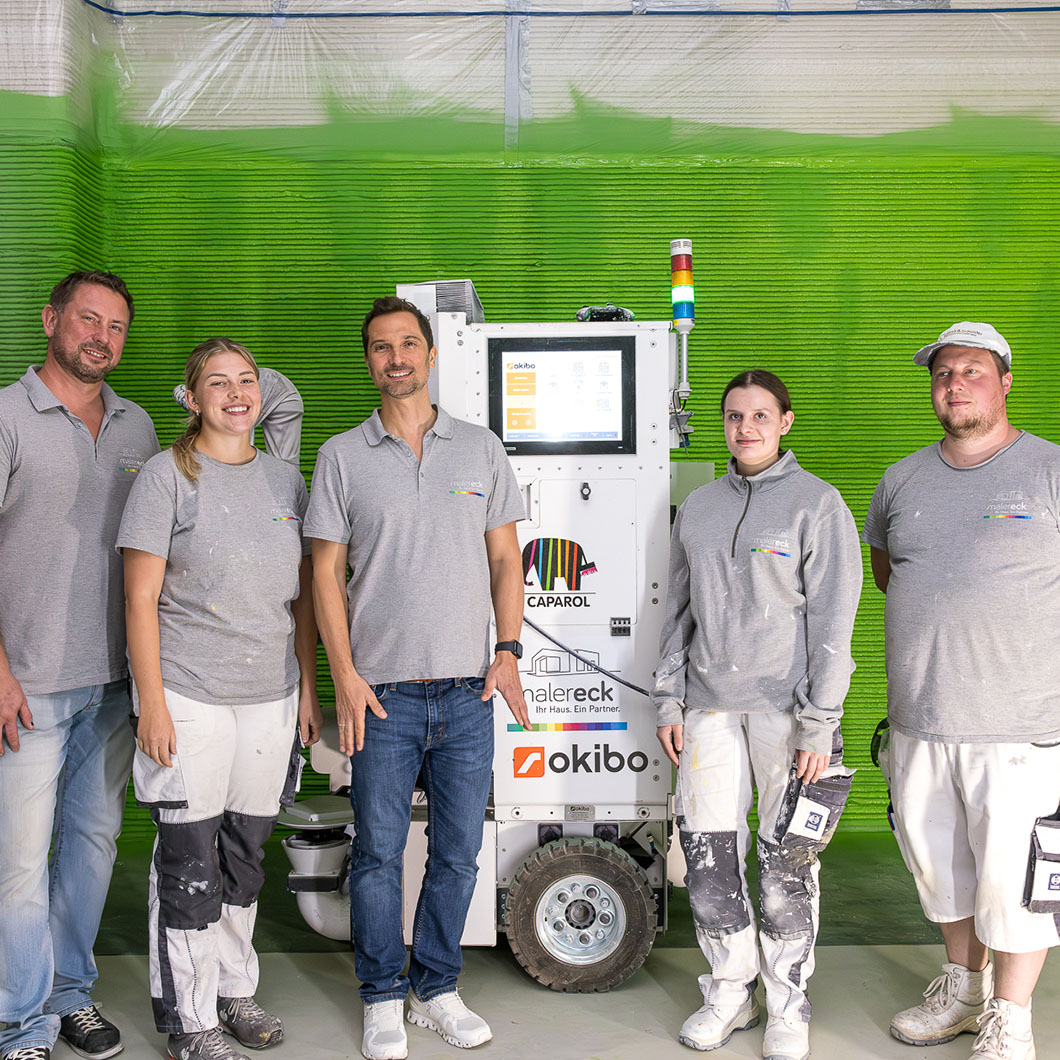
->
<box><xmin>525</xmin><ymin>15</ymin><xmax>1060</xmax><ymax>134</ymax></box>
<box><xmin>3</xmin><ymin>0</ymin><xmax>1060</xmax><ymax>141</ymax></box>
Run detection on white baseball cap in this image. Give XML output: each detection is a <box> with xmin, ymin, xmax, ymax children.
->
<box><xmin>913</xmin><ymin>321</ymin><xmax>1012</xmax><ymax>368</ymax></box>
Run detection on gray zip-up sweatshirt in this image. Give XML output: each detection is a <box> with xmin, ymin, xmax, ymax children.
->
<box><xmin>652</xmin><ymin>450</ymin><xmax>862</xmax><ymax>754</ymax></box>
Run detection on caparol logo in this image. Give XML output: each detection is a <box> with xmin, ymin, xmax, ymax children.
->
<box><xmin>522</xmin><ymin>537</ymin><xmax>598</xmax><ymax>605</ymax></box>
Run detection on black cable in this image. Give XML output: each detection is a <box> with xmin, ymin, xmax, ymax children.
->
<box><xmin>522</xmin><ymin>614</ymin><xmax>652</xmax><ymax>698</ymax></box>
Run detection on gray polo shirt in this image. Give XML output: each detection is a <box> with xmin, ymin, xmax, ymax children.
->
<box><xmin>0</xmin><ymin>366</ymin><xmax>159</xmax><ymax>694</ymax></box>
<box><xmin>863</xmin><ymin>431</ymin><xmax>1060</xmax><ymax>744</ymax></box>
<box><xmin>304</xmin><ymin>406</ymin><xmax>525</xmax><ymax>683</ymax></box>
<box><xmin>117</xmin><ymin>449</ymin><xmax>309</xmax><ymax>705</ymax></box>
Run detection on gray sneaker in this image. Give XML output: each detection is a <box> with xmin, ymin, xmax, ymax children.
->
<box><xmin>168</xmin><ymin>1028</ymin><xmax>250</xmax><ymax>1060</ymax></box>
<box><xmin>217</xmin><ymin>998</ymin><xmax>284</xmax><ymax>1050</ymax></box>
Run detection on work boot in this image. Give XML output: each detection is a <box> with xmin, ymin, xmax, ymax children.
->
<box><xmin>217</xmin><ymin>998</ymin><xmax>284</xmax><ymax>1050</ymax></box>
<box><xmin>970</xmin><ymin>998</ymin><xmax>1035</xmax><ymax>1060</ymax></box>
<box><xmin>168</xmin><ymin>1028</ymin><xmax>250</xmax><ymax>1060</ymax></box>
<box><xmin>763</xmin><ymin>1015</ymin><xmax>810</xmax><ymax>1060</ymax></box>
<box><xmin>361</xmin><ymin>1000</ymin><xmax>407</xmax><ymax>1060</ymax></box>
<box><xmin>58</xmin><ymin>1005</ymin><xmax>123</xmax><ymax>1060</ymax></box>
<box><xmin>407</xmin><ymin>991</ymin><xmax>492</xmax><ymax>1049</ymax></box>
<box><xmin>679</xmin><ymin>993</ymin><xmax>760</xmax><ymax>1051</ymax></box>
<box><xmin>891</xmin><ymin>962</ymin><xmax>991</xmax><ymax>1046</ymax></box>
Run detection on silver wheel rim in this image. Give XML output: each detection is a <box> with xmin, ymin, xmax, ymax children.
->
<box><xmin>532</xmin><ymin>872</ymin><xmax>627</xmax><ymax>965</ymax></box>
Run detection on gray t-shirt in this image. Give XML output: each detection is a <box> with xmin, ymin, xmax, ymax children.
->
<box><xmin>863</xmin><ymin>431</ymin><xmax>1060</xmax><ymax>743</ymax></box>
<box><xmin>0</xmin><ymin>367</ymin><xmax>159</xmax><ymax>694</ymax></box>
<box><xmin>651</xmin><ymin>451</ymin><xmax>862</xmax><ymax>754</ymax></box>
<box><xmin>303</xmin><ymin>406</ymin><xmax>525</xmax><ymax>684</ymax></box>
<box><xmin>117</xmin><ymin>449</ymin><xmax>309</xmax><ymax>705</ymax></box>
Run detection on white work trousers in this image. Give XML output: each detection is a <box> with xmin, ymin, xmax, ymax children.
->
<box><xmin>677</xmin><ymin>709</ymin><xmax>843</xmax><ymax>1023</ymax></box>
<box><xmin>133</xmin><ymin>688</ymin><xmax>297</xmax><ymax>1034</ymax></box>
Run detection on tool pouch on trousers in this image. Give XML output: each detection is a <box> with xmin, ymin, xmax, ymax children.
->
<box><xmin>1023</xmin><ymin>810</ymin><xmax>1060</xmax><ymax>913</ymax></box>
<box><xmin>280</xmin><ymin>728</ymin><xmax>306</xmax><ymax>808</ymax></box>
<box><xmin>772</xmin><ymin>767</ymin><xmax>855</xmax><ymax>853</ymax></box>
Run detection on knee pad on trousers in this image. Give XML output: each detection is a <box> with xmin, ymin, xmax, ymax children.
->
<box><xmin>219</xmin><ymin>811</ymin><xmax>276</xmax><ymax>907</ymax></box>
<box><xmin>680</xmin><ymin>829</ymin><xmax>751</xmax><ymax>937</ymax></box>
<box><xmin>757</xmin><ymin>838</ymin><xmax>816</xmax><ymax>941</ymax></box>
<box><xmin>154</xmin><ymin>815</ymin><xmax>224</xmax><ymax>930</ymax></box>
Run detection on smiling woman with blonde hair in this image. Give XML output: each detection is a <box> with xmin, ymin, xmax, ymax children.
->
<box><xmin>118</xmin><ymin>338</ymin><xmax>321</xmax><ymax>1060</ymax></box>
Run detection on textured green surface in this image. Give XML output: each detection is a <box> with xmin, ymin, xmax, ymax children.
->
<box><xmin>3</xmin><ymin>89</ymin><xmax>1060</xmax><ymax>835</ymax></box>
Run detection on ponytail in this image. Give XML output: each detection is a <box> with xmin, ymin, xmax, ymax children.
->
<box><xmin>172</xmin><ymin>413</ymin><xmax>204</xmax><ymax>482</ymax></box>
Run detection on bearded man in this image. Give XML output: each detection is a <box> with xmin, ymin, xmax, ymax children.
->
<box><xmin>863</xmin><ymin>322</ymin><xmax>1060</xmax><ymax>1060</ymax></box>
<box><xmin>0</xmin><ymin>272</ymin><xmax>159</xmax><ymax>1060</ymax></box>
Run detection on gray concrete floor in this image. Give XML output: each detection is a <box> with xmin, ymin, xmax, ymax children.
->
<box><xmin>81</xmin><ymin>944</ymin><xmax>1060</xmax><ymax>1060</ymax></box>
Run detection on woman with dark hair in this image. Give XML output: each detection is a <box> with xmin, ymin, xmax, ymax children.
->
<box><xmin>653</xmin><ymin>369</ymin><xmax>862</xmax><ymax>1060</ymax></box>
<box><xmin>119</xmin><ymin>339</ymin><xmax>321</xmax><ymax>1060</ymax></box>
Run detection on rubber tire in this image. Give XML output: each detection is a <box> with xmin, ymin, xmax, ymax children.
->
<box><xmin>505</xmin><ymin>837</ymin><xmax>657</xmax><ymax>993</ymax></box>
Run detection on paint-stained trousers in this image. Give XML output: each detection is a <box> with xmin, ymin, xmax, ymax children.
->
<box><xmin>676</xmin><ymin>709</ymin><xmax>843</xmax><ymax>1024</ymax></box>
<box><xmin>133</xmin><ymin>688</ymin><xmax>297</xmax><ymax>1034</ymax></box>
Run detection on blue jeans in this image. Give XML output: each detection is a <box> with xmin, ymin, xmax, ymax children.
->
<box><xmin>0</xmin><ymin>680</ymin><xmax>133</xmax><ymax>1053</ymax></box>
<box><xmin>348</xmin><ymin>678</ymin><xmax>493</xmax><ymax>1003</ymax></box>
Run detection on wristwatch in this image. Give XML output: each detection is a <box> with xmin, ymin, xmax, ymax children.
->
<box><xmin>495</xmin><ymin>640</ymin><xmax>524</xmax><ymax>659</ymax></box>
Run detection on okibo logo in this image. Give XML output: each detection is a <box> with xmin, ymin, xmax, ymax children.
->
<box><xmin>513</xmin><ymin>743</ymin><xmax>648</xmax><ymax>778</ymax></box>
<box><xmin>513</xmin><ymin>747</ymin><xmax>546</xmax><ymax>778</ymax></box>
<box><xmin>1049</xmin><ymin>872</ymin><xmax>1060</xmax><ymax>893</ymax></box>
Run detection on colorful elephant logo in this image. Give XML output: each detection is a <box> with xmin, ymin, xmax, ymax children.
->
<box><xmin>522</xmin><ymin>537</ymin><xmax>598</xmax><ymax>591</ymax></box>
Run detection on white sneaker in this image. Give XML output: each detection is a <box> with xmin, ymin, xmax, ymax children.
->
<box><xmin>361</xmin><ymin>1000</ymin><xmax>407</xmax><ymax>1060</ymax></box>
<box><xmin>407</xmin><ymin>991</ymin><xmax>492</xmax><ymax>1049</ymax></box>
<box><xmin>763</xmin><ymin>1015</ymin><xmax>810</xmax><ymax>1060</ymax></box>
<box><xmin>971</xmin><ymin>998</ymin><xmax>1035</xmax><ymax>1060</ymax></box>
<box><xmin>679</xmin><ymin>994</ymin><xmax>759</xmax><ymax>1051</ymax></box>
<box><xmin>891</xmin><ymin>963</ymin><xmax>991</xmax><ymax>1046</ymax></box>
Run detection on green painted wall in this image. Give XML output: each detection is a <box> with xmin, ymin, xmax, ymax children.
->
<box><xmin>3</xmin><ymin>88</ymin><xmax>1060</xmax><ymax>834</ymax></box>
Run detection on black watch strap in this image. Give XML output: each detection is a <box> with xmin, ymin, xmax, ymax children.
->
<box><xmin>495</xmin><ymin>640</ymin><xmax>523</xmax><ymax>659</ymax></box>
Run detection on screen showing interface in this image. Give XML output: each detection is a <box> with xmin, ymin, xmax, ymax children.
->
<box><xmin>488</xmin><ymin>335</ymin><xmax>636</xmax><ymax>455</ymax></box>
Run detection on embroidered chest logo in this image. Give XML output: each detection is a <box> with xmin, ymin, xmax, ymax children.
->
<box><xmin>750</xmin><ymin>528</ymin><xmax>792</xmax><ymax>558</ymax></box>
<box><xmin>118</xmin><ymin>453</ymin><xmax>145</xmax><ymax>473</ymax></box>
<box><xmin>448</xmin><ymin>478</ymin><xmax>485</xmax><ymax>499</ymax></box>
<box><xmin>984</xmin><ymin>490</ymin><xmax>1031</xmax><ymax>520</ymax></box>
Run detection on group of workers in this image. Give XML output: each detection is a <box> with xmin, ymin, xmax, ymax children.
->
<box><xmin>0</xmin><ymin>270</ymin><xmax>1055</xmax><ymax>1060</ymax></box>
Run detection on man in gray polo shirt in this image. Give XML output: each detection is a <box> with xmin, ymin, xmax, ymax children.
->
<box><xmin>306</xmin><ymin>296</ymin><xmax>528</xmax><ymax>1060</ymax></box>
<box><xmin>864</xmin><ymin>322</ymin><xmax>1060</xmax><ymax>1060</ymax></box>
<box><xmin>0</xmin><ymin>271</ymin><xmax>159</xmax><ymax>1060</ymax></box>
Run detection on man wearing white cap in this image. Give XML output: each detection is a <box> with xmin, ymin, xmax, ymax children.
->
<box><xmin>863</xmin><ymin>322</ymin><xmax>1060</xmax><ymax>1060</ymax></box>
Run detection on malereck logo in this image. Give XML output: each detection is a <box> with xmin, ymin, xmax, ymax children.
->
<box><xmin>513</xmin><ymin>742</ymin><xmax>648</xmax><ymax>777</ymax></box>
<box><xmin>804</xmin><ymin>811</ymin><xmax>825</xmax><ymax>834</ymax></box>
<box><xmin>1049</xmin><ymin>872</ymin><xmax>1060</xmax><ymax>893</ymax></box>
